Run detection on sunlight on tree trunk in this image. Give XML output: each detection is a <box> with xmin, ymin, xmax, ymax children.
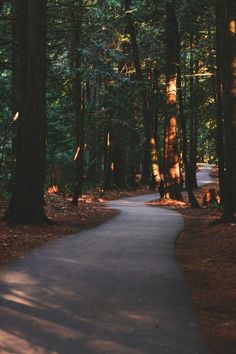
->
<box><xmin>163</xmin><ymin>0</ymin><xmax>182</xmax><ymax>200</ymax></box>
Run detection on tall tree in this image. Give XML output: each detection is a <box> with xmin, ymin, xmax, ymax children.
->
<box><xmin>124</xmin><ymin>0</ymin><xmax>164</xmax><ymax>196</ymax></box>
<box><xmin>72</xmin><ymin>1</ymin><xmax>85</xmax><ymax>205</ymax></box>
<box><xmin>189</xmin><ymin>33</ymin><xmax>198</xmax><ymax>189</ymax></box>
<box><xmin>214</xmin><ymin>8</ymin><xmax>225</xmax><ymax>202</ymax></box>
<box><xmin>221</xmin><ymin>0</ymin><xmax>236</xmax><ymax>221</ymax></box>
<box><xmin>175</xmin><ymin>10</ymin><xmax>199</xmax><ymax>207</ymax></box>
<box><xmin>163</xmin><ymin>0</ymin><xmax>182</xmax><ymax>200</ymax></box>
<box><xmin>5</xmin><ymin>0</ymin><xmax>48</xmax><ymax>225</ymax></box>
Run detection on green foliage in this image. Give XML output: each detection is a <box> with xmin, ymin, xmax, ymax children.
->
<box><xmin>0</xmin><ymin>0</ymin><xmax>219</xmax><ymax>194</ymax></box>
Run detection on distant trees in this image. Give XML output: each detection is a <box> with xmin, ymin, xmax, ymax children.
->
<box><xmin>0</xmin><ymin>0</ymin><xmax>235</xmax><ymax>224</ymax></box>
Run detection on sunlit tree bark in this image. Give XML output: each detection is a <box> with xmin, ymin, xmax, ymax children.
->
<box><xmin>163</xmin><ymin>0</ymin><xmax>182</xmax><ymax>200</ymax></box>
<box><xmin>124</xmin><ymin>0</ymin><xmax>163</xmax><ymax>196</ymax></box>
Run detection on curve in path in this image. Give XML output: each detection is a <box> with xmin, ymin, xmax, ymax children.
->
<box><xmin>0</xmin><ymin>194</ymin><xmax>208</xmax><ymax>354</ymax></box>
<box><xmin>196</xmin><ymin>163</ymin><xmax>215</xmax><ymax>187</ymax></box>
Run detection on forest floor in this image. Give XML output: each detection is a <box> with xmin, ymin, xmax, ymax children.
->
<box><xmin>149</xmin><ymin>169</ymin><xmax>236</xmax><ymax>354</ymax></box>
<box><xmin>0</xmin><ymin>187</ymin><xmax>151</xmax><ymax>269</ymax></box>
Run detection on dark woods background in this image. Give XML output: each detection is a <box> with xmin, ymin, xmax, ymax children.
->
<box><xmin>0</xmin><ymin>0</ymin><xmax>235</xmax><ymax>224</ymax></box>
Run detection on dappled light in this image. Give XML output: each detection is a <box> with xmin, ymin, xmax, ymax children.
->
<box><xmin>166</xmin><ymin>77</ymin><xmax>177</xmax><ymax>104</ymax></box>
<box><xmin>1</xmin><ymin>272</ymin><xmax>38</xmax><ymax>287</ymax></box>
<box><xmin>0</xmin><ymin>332</ymin><xmax>48</xmax><ymax>354</ymax></box>
<box><xmin>87</xmin><ymin>339</ymin><xmax>146</xmax><ymax>354</ymax></box>
<box><xmin>47</xmin><ymin>185</ymin><xmax>59</xmax><ymax>194</ymax></box>
<box><xmin>229</xmin><ymin>20</ymin><xmax>236</xmax><ymax>34</ymax></box>
<box><xmin>0</xmin><ymin>0</ymin><xmax>235</xmax><ymax>353</ymax></box>
<box><xmin>12</xmin><ymin>112</ymin><xmax>19</xmax><ymax>122</ymax></box>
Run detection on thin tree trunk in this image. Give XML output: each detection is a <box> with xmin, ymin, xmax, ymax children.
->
<box><xmin>72</xmin><ymin>81</ymin><xmax>85</xmax><ymax>205</ymax></box>
<box><xmin>189</xmin><ymin>33</ymin><xmax>198</xmax><ymax>188</ymax></box>
<box><xmin>103</xmin><ymin>113</ymin><xmax>113</xmax><ymax>191</ymax></box>
<box><xmin>72</xmin><ymin>2</ymin><xmax>85</xmax><ymax>205</ymax></box>
<box><xmin>175</xmin><ymin>15</ymin><xmax>199</xmax><ymax>207</ymax></box>
<box><xmin>128</xmin><ymin>103</ymin><xmax>137</xmax><ymax>190</ymax></box>
<box><xmin>215</xmin><ymin>5</ymin><xmax>226</xmax><ymax>203</ymax></box>
<box><xmin>124</xmin><ymin>0</ymin><xmax>163</xmax><ymax>196</ymax></box>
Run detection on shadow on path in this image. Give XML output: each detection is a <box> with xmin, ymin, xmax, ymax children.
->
<box><xmin>0</xmin><ymin>194</ymin><xmax>208</xmax><ymax>354</ymax></box>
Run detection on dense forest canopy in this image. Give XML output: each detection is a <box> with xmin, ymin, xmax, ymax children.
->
<box><xmin>0</xmin><ymin>0</ymin><xmax>235</xmax><ymax>224</ymax></box>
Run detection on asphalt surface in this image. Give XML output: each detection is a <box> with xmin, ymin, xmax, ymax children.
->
<box><xmin>0</xmin><ymin>169</ymin><xmax>211</xmax><ymax>354</ymax></box>
<box><xmin>196</xmin><ymin>164</ymin><xmax>214</xmax><ymax>187</ymax></box>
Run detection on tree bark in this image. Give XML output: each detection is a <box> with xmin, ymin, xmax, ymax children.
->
<box><xmin>215</xmin><ymin>4</ymin><xmax>226</xmax><ymax>204</ymax></box>
<box><xmin>10</xmin><ymin>0</ymin><xmax>20</xmax><ymax>190</ymax></box>
<box><xmin>72</xmin><ymin>1</ymin><xmax>85</xmax><ymax>205</ymax></box>
<box><xmin>189</xmin><ymin>33</ymin><xmax>198</xmax><ymax>188</ymax></box>
<box><xmin>124</xmin><ymin>0</ymin><xmax>163</xmax><ymax>196</ymax></box>
<box><xmin>175</xmin><ymin>14</ymin><xmax>199</xmax><ymax>207</ymax></box>
<box><xmin>103</xmin><ymin>114</ymin><xmax>113</xmax><ymax>191</ymax></box>
<box><xmin>221</xmin><ymin>1</ymin><xmax>236</xmax><ymax>221</ymax></box>
<box><xmin>5</xmin><ymin>0</ymin><xmax>49</xmax><ymax>225</ymax></box>
<box><xmin>163</xmin><ymin>0</ymin><xmax>182</xmax><ymax>200</ymax></box>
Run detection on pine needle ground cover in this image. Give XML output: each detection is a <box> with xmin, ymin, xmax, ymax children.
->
<box><xmin>149</xmin><ymin>184</ymin><xmax>236</xmax><ymax>354</ymax></box>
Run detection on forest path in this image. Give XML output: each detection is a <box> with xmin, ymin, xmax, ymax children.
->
<box><xmin>0</xmin><ymin>175</ymin><xmax>210</xmax><ymax>354</ymax></box>
<box><xmin>196</xmin><ymin>163</ymin><xmax>215</xmax><ymax>187</ymax></box>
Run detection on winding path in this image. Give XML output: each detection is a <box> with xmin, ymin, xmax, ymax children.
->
<box><xmin>0</xmin><ymin>169</ymin><xmax>211</xmax><ymax>354</ymax></box>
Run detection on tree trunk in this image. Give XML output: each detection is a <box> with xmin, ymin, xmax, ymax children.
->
<box><xmin>124</xmin><ymin>0</ymin><xmax>163</xmax><ymax>196</ymax></box>
<box><xmin>10</xmin><ymin>0</ymin><xmax>20</xmax><ymax>190</ymax></box>
<box><xmin>215</xmin><ymin>4</ymin><xmax>226</xmax><ymax>204</ymax></box>
<box><xmin>163</xmin><ymin>0</ymin><xmax>182</xmax><ymax>200</ymax></box>
<box><xmin>221</xmin><ymin>1</ymin><xmax>236</xmax><ymax>221</ymax></box>
<box><xmin>112</xmin><ymin>127</ymin><xmax>127</xmax><ymax>189</ymax></box>
<box><xmin>175</xmin><ymin>11</ymin><xmax>199</xmax><ymax>207</ymax></box>
<box><xmin>103</xmin><ymin>118</ymin><xmax>113</xmax><ymax>191</ymax></box>
<box><xmin>189</xmin><ymin>33</ymin><xmax>198</xmax><ymax>188</ymax></box>
<box><xmin>72</xmin><ymin>81</ymin><xmax>85</xmax><ymax>204</ymax></box>
<box><xmin>72</xmin><ymin>2</ymin><xmax>85</xmax><ymax>206</ymax></box>
<box><xmin>127</xmin><ymin>103</ymin><xmax>138</xmax><ymax>190</ymax></box>
<box><xmin>5</xmin><ymin>0</ymin><xmax>49</xmax><ymax>225</ymax></box>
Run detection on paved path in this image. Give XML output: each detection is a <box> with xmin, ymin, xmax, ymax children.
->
<box><xmin>196</xmin><ymin>163</ymin><xmax>215</xmax><ymax>187</ymax></box>
<box><xmin>0</xmin><ymin>185</ymin><xmax>209</xmax><ymax>353</ymax></box>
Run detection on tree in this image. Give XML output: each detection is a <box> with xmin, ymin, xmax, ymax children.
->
<box><xmin>0</xmin><ymin>0</ymin><xmax>231</xmax><ymax>217</ymax></box>
<box><xmin>5</xmin><ymin>0</ymin><xmax>49</xmax><ymax>225</ymax></box>
<box><xmin>124</xmin><ymin>0</ymin><xmax>164</xmax><ymax>196</ymax></box>
<box><xmin>72</xmin><ymin>0</ymin><xmax>85</xmax><ymax>205</ymax></box>
<box><xmin>221</xmin><ymin>0</ymin><xmax>236</xmax><ymax>221</ymax></box>
<box><xmin>163</xmin><ymin>0</ymin><xmax>182</xmax><ymax>200</ymax></box>
<box><xmin>189</xmin><ymin>32</ymin><xmax>198</xmax><ymax>189</ymax></box>
<box><xmin>175</xmin><ymin>9</ymin><xmax>200</xmax><ymax>207</ymax></box>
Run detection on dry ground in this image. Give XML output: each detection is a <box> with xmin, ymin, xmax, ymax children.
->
<box><xmin>150</xmin><ymin>183</ymin><xmax>236</xmax><ymax>354</ymax></box>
